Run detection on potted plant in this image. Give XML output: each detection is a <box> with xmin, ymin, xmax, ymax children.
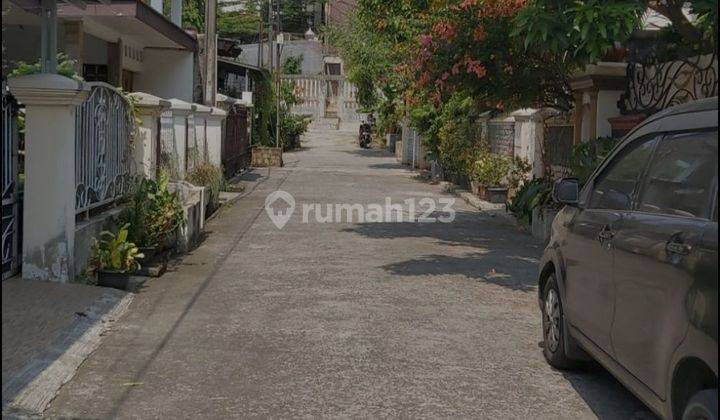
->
<box><xmin>87</xmin><ymin>224</ymin><xmax>144</xmax><ymax>290</ymax></box>
<box><xmin>120</xmin><ymin>171</ymin><xmax>184</xmax><ymax>260</ymax></box>
<box><xmin>470</xmin><ymin>151</ymin><xmax>514</xmax><ymax>203</ymax></box>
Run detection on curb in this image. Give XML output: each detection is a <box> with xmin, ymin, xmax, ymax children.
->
<box><xmin>437</xmin><ymin>181</ymin><xmax>519</xmax><ymax>226</ymax></box>
<box><xmin>3</xmin><ymin>291</ymin><xmax>133</xmax><ymax>415</ymax></box>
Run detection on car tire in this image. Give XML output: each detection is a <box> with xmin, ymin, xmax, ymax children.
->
<box><xmin>542</xmin><ymin>274</ymin><xmax>578</xmax><ymax>369</ymax></box>
<box><xmin>682</xmin><ymin>389</ymin><xmax>718</xmax><ymax>420</ymax></box>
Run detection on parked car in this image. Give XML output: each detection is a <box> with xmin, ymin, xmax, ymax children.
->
<box><xmin>538</xmin><ymin>97</ymin><xmax>718</xmax><ymax>420</ymax></box>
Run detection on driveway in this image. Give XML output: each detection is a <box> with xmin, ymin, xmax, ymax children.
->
<box><xmin>46</xmin><ymin>125</ymin><xmax>653</xmax><ymax>418</ymax></box>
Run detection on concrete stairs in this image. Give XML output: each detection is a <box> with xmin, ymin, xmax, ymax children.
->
<box><xmin>310</xmin><ymin>117</ymin><xmax>340</xmax><ymax>131</ymax></box>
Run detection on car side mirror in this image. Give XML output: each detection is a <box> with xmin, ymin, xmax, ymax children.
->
<box><xmin>553</xmin><ymin>178</ymin><xmax>580</xmax><ymax>205</ymax></box>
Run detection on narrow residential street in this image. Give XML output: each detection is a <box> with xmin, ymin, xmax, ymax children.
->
<box><xmin>46</xmin><ymin>126</ymin><xmax>651</xmax><ymax>419</ymax></box>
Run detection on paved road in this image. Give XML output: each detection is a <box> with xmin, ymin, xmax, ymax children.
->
<box><xmin>47</xmin><ymin>126</ymin><xmax>653</xmax><ymax>418</ymax></box>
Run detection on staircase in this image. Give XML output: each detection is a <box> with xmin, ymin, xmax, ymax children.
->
<box><xmin>310</xmin><ymin>117</ymin><xmax>340</xmax><ymax>131</ymax></box>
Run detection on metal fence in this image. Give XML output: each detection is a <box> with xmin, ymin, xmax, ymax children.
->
<box><xmin>619</xmin><ymin>36</ymin><xmax>718</xmax><ymax>115</ymax></box>
<box><xmin>75</xmin><ymin>82</ymin><xmax>133</xmax><ymax>214</ymax></box>
<box><xmin>223</xmin><ymin>105</ymin><xmax>250</xmax><ymax>178</ymax></box>
<box><xmin>544</xmin><ymin>124</ymin><xmax>574</xmax><ymax>167</ymax></box>
<box><xmin>2</xmin><ymin>84</ymin><xmax>20</xmax><ymax>279</ymax></box>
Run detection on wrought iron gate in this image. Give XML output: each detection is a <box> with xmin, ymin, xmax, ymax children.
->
<box><xmin>2</xmin><ymin>84</ymin><xmax>20</xmax><ymax>280</ymax></box>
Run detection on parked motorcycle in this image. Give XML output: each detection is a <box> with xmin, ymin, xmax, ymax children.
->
<box><xmin>358</xmin><ymin>121</ymin><xmax>372</xmax><ymax>149</ymax></box>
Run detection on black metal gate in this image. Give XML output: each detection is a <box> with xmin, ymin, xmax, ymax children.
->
<box><xmin>223</xmin><ymin>105</ymin><xmax>251</xmax><ymax>178</ymax></box>
<box><xmin>2</xmin><ymin>83</ymin><xmax>20</xmax><ymax>280</ymax></box>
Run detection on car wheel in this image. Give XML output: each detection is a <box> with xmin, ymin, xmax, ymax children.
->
<box><xmin>542</xmin><ymin>274</ymin><xmax>577</xmax><ymax>369</ymax></box>
<box><xmin>683</xmin><ymin>389</ymin><xmax>718</xmax><ymax>420</ymax></box>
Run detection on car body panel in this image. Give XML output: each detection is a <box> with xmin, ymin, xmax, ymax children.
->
<box><xmin>612</xmin><ymin>213</ymin><xmax>706</xmax><ymax>398</ymax></box>
<box><xmin>563</xmin><ymin>208</ymin><xmax>621</xmax><ymax>355</ymax></box>
<box><xmin>538</xmin><ymin>98</ymin><xmax>718</xmax><ymax>419</ymax></box>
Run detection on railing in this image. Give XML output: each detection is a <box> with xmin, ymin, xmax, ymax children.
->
<box><xmin>619</xmin><ymin>39</ymin><xmax>718</xmax><ymax>115</ymax></box>
<box><xmin>223</xmin><ymin>105</ymin><xmax>251</xmax><ymax>177</ymax></box>
<box><xmin>75</xmin><ymin>82</ymin><xmax>134</xmax><ymax>214</ymax></box>
<box><xmin>280</xmin><ymin>74</ymin><xmax>365</xmax><ymax>120</ymax></box>
<box><xmin>2</xmin><ymin>83</ymin><xmax>20</xmax><ymax>279</ymax></box>
<box><xmin>543</xmin><ymin>124</ymin><xmax>575</xmax><ymax>168</ymax></box>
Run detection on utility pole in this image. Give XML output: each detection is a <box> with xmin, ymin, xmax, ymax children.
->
<box><xmin>257</xmin><ymin>1</ymin><xmax>264</xmax><ymax>68</ymax></box>
<box><xmin>275</xmin><ymin>32</ymin><xmax>283</xmax><ymax>148</ymax></box>
<box><xmin>203</xmin><ymin>0</ymin><xmax>217</xmax><ymax>105</ymax></box>
<box><xmin>271</xmin><ymin>0</ymin><xmax>282</xmax><ymax>149</ymax></box>
<box><xmin>267</xmin><ymin>0</ymin><xmax>274</xmax><ymax>72</ymax></box>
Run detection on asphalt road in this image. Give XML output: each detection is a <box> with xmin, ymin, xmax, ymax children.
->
<box><xmin>46</xmin><ymin>125</ymin><xmax>654</xmax><ymax>419</ymax></box>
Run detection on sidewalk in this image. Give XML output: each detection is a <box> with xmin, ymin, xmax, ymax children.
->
<box><xmin>2</xmin><ymin>278</ymin><xmax>132</xmax><ymax>415</ymax></box>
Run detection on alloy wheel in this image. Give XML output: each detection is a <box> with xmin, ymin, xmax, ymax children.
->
<box><xmin>544</xmin><ymin>289</ymin><xmax>561</xmax><ymax>353</ymax></box>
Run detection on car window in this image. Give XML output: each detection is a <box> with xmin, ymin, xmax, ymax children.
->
<box><xmin>637</xmin><ymin>130</ymin><xmax>718</xmax><ymax>219</ymax></box>
<box><xmin>588</xmin><ymin>135</ymin><xmax>659</xmax><ymax>211</ymax></box>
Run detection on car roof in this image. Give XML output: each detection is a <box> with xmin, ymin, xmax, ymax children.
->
<box><xmin>624</xmin><ymin>97</ymin><xmax>718</xmax><ymax>141</ymax></box>
<box><xmin>644</xmin><ymin>97</ymin><xmax>718</xmax><ymax>124</ymax></box>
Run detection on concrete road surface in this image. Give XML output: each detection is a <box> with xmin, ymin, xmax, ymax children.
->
<box><xmin>46</xmin><ymin>125</ymin><xmax>654</xmax><ymax>419</ymax></box>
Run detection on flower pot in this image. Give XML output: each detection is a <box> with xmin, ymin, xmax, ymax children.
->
<box><xmin>479</xmin><ymin>186</ymin><xmax>509</xmax><ymax>204</ymax></box>
<box><xmin>97</xmin><ymin>270</ymin><xmax>131</xmax><ymax>290</ymax></box>
<box><xmin>138</xmin><ymin>245</ymin><xmax>157</xmax><ymax>262</ymax></box>
<box><xmin>157</xmin><ymin>234</ymin><xmax>177</xmax><ymax>254</ymax></box>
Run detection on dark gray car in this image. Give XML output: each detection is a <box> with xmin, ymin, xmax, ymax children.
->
<box><xmin>538</xmin><ymin>97</ymin><xmax>718</xmax><ymax>420</ymax></box>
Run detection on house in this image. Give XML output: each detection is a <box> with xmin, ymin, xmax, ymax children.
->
<box><xmin>1</xmin><ymin>0</ymin><xmax>253</xmax><ymax>283</ymax></box>
<box><xmin>3</xmin><ymin>0</ymin><xmax>197</xmax><ymax>102</ymax></box>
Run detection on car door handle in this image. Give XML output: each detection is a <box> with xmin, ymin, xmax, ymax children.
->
<box><xmin>666</xmin><ymin>241</ymin><xmax>692</xmax><ymax>256</ymax></box>
<box><xmin>597</xmin><ymin>226</ymin><xmax>615</xmax><ymax>242</ymax></box>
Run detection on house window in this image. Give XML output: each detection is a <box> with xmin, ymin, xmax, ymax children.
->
<box><xmin>83</xmin><ymin>64</ymin><xmax>109</xmax><ymax>83</ymax></box>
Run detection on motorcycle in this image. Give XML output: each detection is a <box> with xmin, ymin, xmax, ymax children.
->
<box><xmin>358</xmin><ymin>121</ymin><xmax>372</xmax><ymax>149</ymax></box>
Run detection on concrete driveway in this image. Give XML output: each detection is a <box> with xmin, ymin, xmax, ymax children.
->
<box><xmin>46</xmin><ymin>125</ymin><xmax>653</xmax><ymax>418</ymax></box>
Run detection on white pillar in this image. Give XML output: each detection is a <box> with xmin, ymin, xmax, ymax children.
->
<box><xmin>132</xmin><ymin>92</ymin><xmax>170</xmax><ymax>179</ymax></box>
<box><xmin>150</xmin><ymin>0</ymin><xmax>162</xmax><ymax>13</ymax></box>
<box><xmin>168</xmin><ymin>99</ymin><xmax>194</xmax><ymax>178</ymax></box>
<box><xmin>206</xmin><ymin>107</ymin><xmax>227</xmax><ymax>167</ymax></box>
<box><xmin>170</xmin><ymin>0</ymin><xmax>182</xmax><ymax>27</ymax></box>
<box><xmin>8</xmin><ymin>74</ymin><xmax>88</xmax><ymax>282</ymax></box>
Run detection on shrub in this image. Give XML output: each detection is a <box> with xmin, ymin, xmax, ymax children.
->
<box><xmin>186</xmin><ymin>163</ymin><xmax>225</xmax><ymax>210</ymax></box>
<box><xmin>434</xmin><ymin>92</ymin><xmax>486</xmax><ymax>179</ymax></box>
<box><xmin>570</xmin><ymin>137</ymin><xmax>621</xmax><ymax>185</ymax></box>
<box><xmin>119</xmin><ymin>172</ymin><xmax>184</xmax><ymax>248</ymax></box>
<box><xmin>507</xmin><ymin>178</ymin><xmax>556</xmax><ymax>224</ymax></box>
<box><xmin>87</xmin><ymin>224</ymin><xmax>143</xmax><ymax>274</ymax></box>
<box><xmin>280</xmin><ymin>114</ymin><xmax>310</xmax><ymax>150</ymax></box>
<box><xmin>8</xmin><ymin>53</ymin><xmax>81</xmax><ymax>81</ymax></box>
<box><xmin>471</xmin><ymin>151</ymin><xmax>514</xmax><ymax>187</ymax></box>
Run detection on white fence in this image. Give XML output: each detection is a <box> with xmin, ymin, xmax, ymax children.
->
<box><xmin>280</xmin><ymin>74</ymin><xmax>365</xmax><ymax>121</ymax></box>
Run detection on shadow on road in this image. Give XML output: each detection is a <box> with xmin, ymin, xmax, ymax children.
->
<box><xmin>343</xmin><ymin>211</ymin><xmax>542</xmax><ymax>292</ymax></box>
<box><xmin>368</xmin><ymin>162</ymin><xmax>406</xmax><ymax>170</ymax></box>
<box><xmin>562</xmin><ymin>364</ymin><xmax>658</xmax><ymax>419</ymax></box>
<box><xmin>343</xmin><ymin>148</ymin><xmax>393</xmax><ymax>158</ymax></box>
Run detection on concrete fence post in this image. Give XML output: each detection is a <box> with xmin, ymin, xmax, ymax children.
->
<box><xmin>132</xmin><ymin>92</ymin><xmax>170</xmax><ymax>179</ymax></box>
<box><xmin>206</xmin><ymin>107</ymin><xmax>227</xmax><ymax>168</ymax></box>
<box><xmin>167</xmin><ymin>98</ymin><xmax>194</xmax><ymax>178</ymax></box>
<box><xmin>8</xmin><ymin>73</ymin><xmax>89</xmax><ymax>282</ymax></box>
